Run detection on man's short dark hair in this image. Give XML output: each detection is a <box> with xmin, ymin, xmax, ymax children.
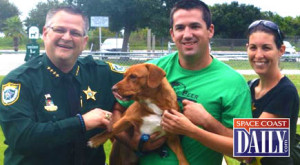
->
<box><xmin>45</xmin><ymin>6</ymin><xmax>89</xmax><ymax>36</ymax></box>
<box><xmin>170</xmin><ymin>0</ymin><xmax>212</xmax><ymax>29</ymax></box>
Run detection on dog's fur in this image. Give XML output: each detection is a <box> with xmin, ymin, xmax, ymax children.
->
<box><xmin>88</xmin><ymin>63</ymin><xmax>189</xmax><ymax>165</ymax></box>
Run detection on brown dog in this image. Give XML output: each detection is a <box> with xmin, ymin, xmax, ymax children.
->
<box><xmin>88</xmin><ymin>63</ymin><xmax>189</xmax><ymax>165</ymax></box>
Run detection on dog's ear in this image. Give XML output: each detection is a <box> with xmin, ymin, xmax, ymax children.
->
<box><xmin>146</xmin><ymin>64</ymin><xmax>166</xmax><ymax>88</ymax></box>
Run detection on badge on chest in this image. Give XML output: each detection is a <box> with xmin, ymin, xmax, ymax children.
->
<box><xmin>44</xmin><ymin>94</ymin><xmax>58</xmax><ymax>111</ymax></box>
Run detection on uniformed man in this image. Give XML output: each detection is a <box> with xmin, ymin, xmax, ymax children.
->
<box><xmin>0</xmin><ymin>6</ymin><xmax>124</xmax><ymax>165</ymax></box>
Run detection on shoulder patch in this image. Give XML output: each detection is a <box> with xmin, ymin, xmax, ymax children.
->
<box><xmin>106</xmin><ymin>62</ymin><xmax>127</xmax><ymax>73</ymax></box>
<box><xmin>1</xmin><ymin>82</ymin><xmax>21</xmax><ymax>106</ymax></box>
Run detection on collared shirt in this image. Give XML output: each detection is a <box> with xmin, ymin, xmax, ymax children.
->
<box><xmin>0</xmin><ymin>54</ymin><xmax>124</xmax><ymax>165</ymax></box>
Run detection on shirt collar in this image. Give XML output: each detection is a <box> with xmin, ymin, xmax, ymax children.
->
<box><xmin>43</xmin><ymin>54</ymin><xmax>82</xmax><ymax>86</ymax></box>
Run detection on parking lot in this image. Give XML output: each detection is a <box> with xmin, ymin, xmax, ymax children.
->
<box><xmin>0</xmin><ymin>54</ymin><xmax>25</xmax><ymax>75</ymax></box>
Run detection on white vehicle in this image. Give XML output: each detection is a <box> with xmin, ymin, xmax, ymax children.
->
<box><xmin>284</xmin><ymin>41</ymin><xmax>297</xmax><ymax>54</ymax></box>
<box><xmin>101</xmin><ymin>38</ymin><xmax>123</xmax><ymax>52</ymax></box>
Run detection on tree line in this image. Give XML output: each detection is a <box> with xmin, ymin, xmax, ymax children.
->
<box><xmin>1</xmin><ymin>0</ymin><xmax>299</xmax><ymax>51</ymax></box>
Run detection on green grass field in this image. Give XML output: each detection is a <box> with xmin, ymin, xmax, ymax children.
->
<box><xmin>223</xmin><ymin>60</ymin><xmax>300</xmax><ymax>70</ymax></box>
<box><xmin>0</xmin><ymin>128</ymin><xmax>6</xmax><ymax>164</ymax></box>
<box><xmin>1</xmin><ymin>68</ymin><xmax>300</xmax><ymax>164</ymax></box>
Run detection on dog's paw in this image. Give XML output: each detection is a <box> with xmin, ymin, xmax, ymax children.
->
<box><xmin>87</xmin><ymin>140</ymin><xmax>97</xmax><ymax>148</ymax></box>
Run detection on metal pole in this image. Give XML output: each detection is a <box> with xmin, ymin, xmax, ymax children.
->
<box><xmin>147</xmin><ymin>29</ymin><xmax>151</xmax><ymax>52</ymax></box>
<box><xmin>99</xmin><ymin>27</ymin><xmax>102</xmax><ymax>51</ymax></box>
<box><xmin>152</xmin><ymin>35</ymin><xmax>155</xmax><ymax>53</ymax></box>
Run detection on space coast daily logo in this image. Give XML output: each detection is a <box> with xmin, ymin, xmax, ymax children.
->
<box><xmin>233</xmin><ymin>118</ymin><xmax>289</xmax><ymax>157</ymax></box>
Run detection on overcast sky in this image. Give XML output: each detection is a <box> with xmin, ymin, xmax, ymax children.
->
<box><xmin>205</xmin><ymin>0</ymin><xmax>299</xmax><ymax>18</ymax></box>
<box><xmin>10</xmin><ymin>0</ymin><xmax>300</xmax><ymax>21</ymax></box>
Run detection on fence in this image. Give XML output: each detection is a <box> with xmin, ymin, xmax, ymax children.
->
<box><xmin>80</xmin><ymin>51</ymin><xmax>300</xmax><ymax>70</ymax></box>
<box><xmin>1</xmin><ymin>35</ymin><xmax>299</xmax><ymax>52</ymax></box>
<box><xmin>86</xmin><ymin>35</ymin><xmax>300</xmax><ymax>52</ymax></box>
<box><xmin>0</xmin><ymin>50</ymin><xmax>299</xmax><ymax>76</ymax></box>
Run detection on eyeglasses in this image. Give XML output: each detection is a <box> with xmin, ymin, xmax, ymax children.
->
<box><xmin>248</xmin><ymin>20</ymin><xmax>283</xmax><ymax>42</ymax></box>
<box><xmin>47</xmin><ymin>26</ymin><xmax>85</xmax><ymax>38</ymax></box>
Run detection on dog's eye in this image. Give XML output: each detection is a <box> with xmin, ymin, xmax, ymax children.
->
<box><xmin>129</xmin><ymin>74</ymin><xmax>137</xmax><ymax>79</ymax></box>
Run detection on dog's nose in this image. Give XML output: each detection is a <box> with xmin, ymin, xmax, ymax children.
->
<box><xmin>112</xmin><ymin>85</ymin><xmax>118</xmax><ymax>92</ymax></box>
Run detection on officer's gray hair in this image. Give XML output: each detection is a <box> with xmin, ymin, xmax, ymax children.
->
<box><xmin>45</xmin><ymin>6</ymin><xmax>89</xmax><ymax>36</ymax></box>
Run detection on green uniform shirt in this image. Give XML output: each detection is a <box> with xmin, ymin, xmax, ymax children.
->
<box><xmin>139</xmin><ymin>52</ymin><xmax>252</xmax><ymax>165</ymax></box>
<box><xmin>0</xmin><ymin>54</ymin><xmax>124</xmax><ymax>165</ymax></box>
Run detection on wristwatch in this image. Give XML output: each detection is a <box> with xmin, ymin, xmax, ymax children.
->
<box><xmin>136</xmin><ymin>134</ymin><xmax>150</xmax><ymax>156</ymax></box>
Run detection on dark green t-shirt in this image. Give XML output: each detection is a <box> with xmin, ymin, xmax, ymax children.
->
<box><xmin>0</xmin><ymin>54</ymin><xmax>124</xmax><ymax>165</ymax></box>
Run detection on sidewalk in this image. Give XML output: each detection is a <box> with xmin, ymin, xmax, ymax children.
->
<box><xmin>0</xmin><ymin>53</ymin><xmax>300</xmax><ymax>76</ymax></box>
<box><xmin>237</xmin><ymin>69</ymin><xmax>300</xmax><ymax>75</ymax></box>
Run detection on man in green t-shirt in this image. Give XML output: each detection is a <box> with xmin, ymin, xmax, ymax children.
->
<box><xmin>114</xmin><ymin>0</ymin><xmax>252</xmax><ymax>165</ymax></box>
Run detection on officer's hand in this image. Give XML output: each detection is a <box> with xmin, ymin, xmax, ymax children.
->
<box><xmin>82</xmin><ymin>108</ymin><xmax>112</xmax><ymax>131</ymax></box>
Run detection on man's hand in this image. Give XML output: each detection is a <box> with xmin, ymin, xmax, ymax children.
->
<box><xmin>82</xmin><ymin>108</ymin><xmax>112</xmax><ymax>131</ymax></box>
<box><xmin>141</xmin><ymin>132</ymin><xmax>167</xmax><ymax>152</ymax></box>
<box><xmin>182</xmin><ymin>99</ymin><xmax>210</xmax><ymax>127</ymax></box>
<box><xmin>128</xmin><ymin>126</ymin><xmax>167</xmax><ymax>152</ymax></box>
<box><xmin>162</xmin><ymin>109</ymin><xmax>197</xmax><ymax>135</ymax></box>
